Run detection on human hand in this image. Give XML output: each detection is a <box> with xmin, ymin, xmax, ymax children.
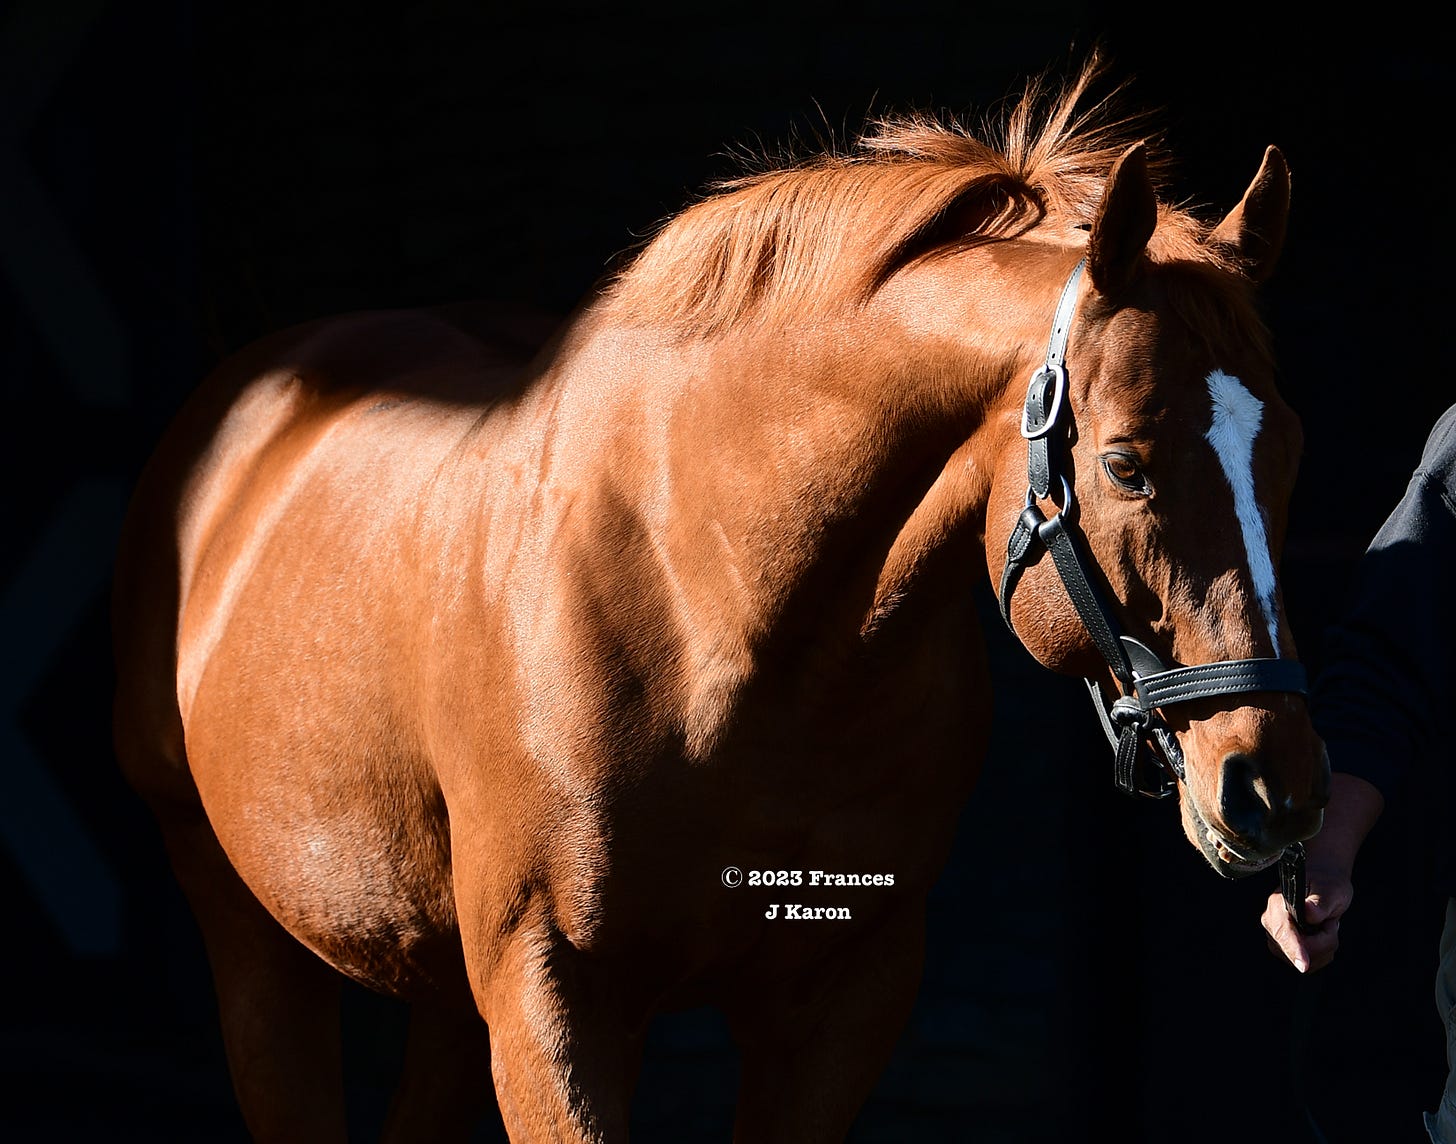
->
<box><xmin>1262</xmin><ymin>859</ymin><xmax>1354</xmax><ymax>973</ymax></box>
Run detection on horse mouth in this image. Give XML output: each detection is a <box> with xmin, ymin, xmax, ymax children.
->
<box><xmin>1184</xmin><ymin>799</ymin><xmax>1280</xmax><ymax>879</ymax></box>
<box><xmin>1203</xmin><ymin>828</ymin><xmax>1280</xmax><ymax>877</ymax></box>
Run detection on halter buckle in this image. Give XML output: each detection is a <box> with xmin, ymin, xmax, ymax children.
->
<box><xmin>1020</xmin><ymin>364</ymin><xmax>1066</xmax><ymax>440</ymax></box>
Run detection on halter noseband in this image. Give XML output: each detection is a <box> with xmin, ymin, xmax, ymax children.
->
<box><xmin>996</xmin><ymin>258</ymin><xmax>1308</xmax><ymax>802</ymax></box>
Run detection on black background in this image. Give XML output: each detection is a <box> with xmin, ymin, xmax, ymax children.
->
<box><xmin>3</xmin><ymin>2</ymin><xmax>1450</xmax><ymax>1141</ymax></box>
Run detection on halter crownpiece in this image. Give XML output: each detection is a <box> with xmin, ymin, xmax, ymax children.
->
<box><xmin>996</xmin><ymin>257</ymin><xmax>1308</xmax><ymax>802</ymax></box>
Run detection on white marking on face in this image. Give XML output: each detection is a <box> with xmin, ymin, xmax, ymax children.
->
<box><xmin>1204</xmin><ymin>370</ymin><xmax>1282</xmax><ymax>655</ymax></box>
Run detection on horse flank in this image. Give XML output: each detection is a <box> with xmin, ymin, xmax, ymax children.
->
<box><xmin>605</xmin><ymin>59</ymin><xmax>1240</xmax><ymax>338</ymax></box>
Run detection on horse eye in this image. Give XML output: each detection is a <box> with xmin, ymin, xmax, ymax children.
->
<box><xmin>1102</xmin><ymin>453</ymin><xmax>1150</xmax><ymax>493</ymax></box>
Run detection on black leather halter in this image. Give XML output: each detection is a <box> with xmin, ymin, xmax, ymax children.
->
<box><xmin>996</xmin><ymin>258</ymin><xmax>1308</xmax><ymax>802</ymax></box>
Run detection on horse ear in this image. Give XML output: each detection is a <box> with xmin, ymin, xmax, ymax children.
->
<box><xmin>1088</xmin><ymin>143</ymin><xmax>1158</xmax><ymax>298</ymax></box>
<box><xmin>1208</xmin><ymin>145</ymin><xmax>1290</xmax><ymax>282</ymax></box>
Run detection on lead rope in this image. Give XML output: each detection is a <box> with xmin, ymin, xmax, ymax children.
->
<box><xmin>1280</xmin><ymin>842</ymin><xmax>1315</xmax><ymax>934</ymax></box>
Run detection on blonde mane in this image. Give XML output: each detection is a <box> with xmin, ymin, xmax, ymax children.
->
<box><xmin>605</xmin><ymin>58</ymin><xmax>1226</xmax><ymax>336</ymax></box>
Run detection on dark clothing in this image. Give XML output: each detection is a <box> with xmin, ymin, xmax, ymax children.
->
<box><xmin>1310</xmin><ymin>402</ymin><xmax>1456</xmax><ymax>897</ymax></box>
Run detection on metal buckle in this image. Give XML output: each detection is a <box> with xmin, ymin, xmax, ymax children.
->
<box><xmin>1020</xmin><ymin>363</ymin><xmax>1066</xmax><ymax>439</ymax></box>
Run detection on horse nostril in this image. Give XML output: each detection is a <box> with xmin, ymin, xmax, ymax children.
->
<box><xmin>1217</xmin><ymin>751</ymin><xmax>1263</xmax><ymax>803</ymax></box>
<box><xmin>1218</xmin><ymin>750</ymin><xmax>1327</xmax><ymax>846</ymax></box>
<box><xmin>1217</xmin><ymin>752</ymin><xmax>1269</xmax><ymax>841</ymax></box>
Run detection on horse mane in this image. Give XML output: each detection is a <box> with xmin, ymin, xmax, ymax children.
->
<box><xmin>604</xmin><ymin>56</ymin><xmax>1238</xmax><ymax>336</ymax></box>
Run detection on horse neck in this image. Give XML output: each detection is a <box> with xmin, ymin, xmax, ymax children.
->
<box><xmin>549</xmin><ymin>261</ymin><xmax>1043</xmax><ymax>656</ymax></box>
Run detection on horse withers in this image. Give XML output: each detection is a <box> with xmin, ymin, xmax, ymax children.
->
<box><xmin>112</xmin><ymin>62</ymin><xmax>1328</xmax><ymax>1142</ymax></box>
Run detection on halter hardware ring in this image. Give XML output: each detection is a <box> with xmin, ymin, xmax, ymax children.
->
<box><xmin>1109</xmin><ymin>695</ymin><xmax>1149</xmax><ymax>730</ymax></box>
<box><xmin>1024</xmin><ymin>474</ymin><xmax>1076</xmax><ymax>519</ymax></box>
<box><xmin>1020</xmin><ymin>363</ymin><xmax>1066</xmax><ymax>440</ymax></box>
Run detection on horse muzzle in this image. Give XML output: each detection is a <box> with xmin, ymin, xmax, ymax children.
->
<box><xmin>1180</xmin><ymin>736</ymin><xmax>1331</xmax><ymax>879</ymax></box>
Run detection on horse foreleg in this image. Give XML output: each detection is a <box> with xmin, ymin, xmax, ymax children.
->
<box><xmin>157</xmin><ymin>807</ymin><xmax>348</xmax><ymax>1143</ymax></box>
<box><xmin>472</xmin><ymin>925</ymin><xmax>645</xmax><ymax>1144</ymax></box>
<box><xmin>726</xmin><ymin>902</ymin><xmax>927</xmax><ymax>1143</ymax></box>
<box><xmin>379</xmin><ymin>1001</ymin><xmax>495</xmax><ymax>1143</ymax></box>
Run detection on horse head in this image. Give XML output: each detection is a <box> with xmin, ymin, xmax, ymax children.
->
<box><xmin>989</xmin><ymin>142</ymin><xmax>1329</xmax><ymax>877</ymax></box>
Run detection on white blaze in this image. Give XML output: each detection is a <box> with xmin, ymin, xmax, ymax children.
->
<box><xmin>1204</xmin><ymin>369</ymin><xmax>1282</xmax><ymax>655</ymax></box>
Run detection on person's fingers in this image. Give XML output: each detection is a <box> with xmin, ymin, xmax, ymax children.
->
<box><xmin>1262</xmin><ymin>889</ymin><xmax>1342</xmax><ymax>972</ymax></box>
<box><xmin>1302</xmin><ymin>866</ymin><xmax>1355</xmax><ymax>927</ymax></box>
<box><xmin>1302</xmin><ymin>888</ymin><xmax>1346</xmax><ymax>927</ymax></box>
<box><xmin>1303</xmin><ymin>918</ymin><xmax>1341</xmax><ymax>971</ymax></box>
<box><xmin>1262</xmin><ymin>890</ymin><xmax>1311</xmax><ymax>971</ymax></box>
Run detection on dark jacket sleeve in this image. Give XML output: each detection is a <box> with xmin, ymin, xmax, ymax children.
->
<box><xmin>1310</xmin><ymin>403</ymin><xmax>1456</xmax><ymax>799</ymax></box>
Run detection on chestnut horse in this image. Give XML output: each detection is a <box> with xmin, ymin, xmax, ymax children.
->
<box><xmin>112</xmin><ymin>64</ymin><xmax>1328</xmax><ymax>1142</ymax></box>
